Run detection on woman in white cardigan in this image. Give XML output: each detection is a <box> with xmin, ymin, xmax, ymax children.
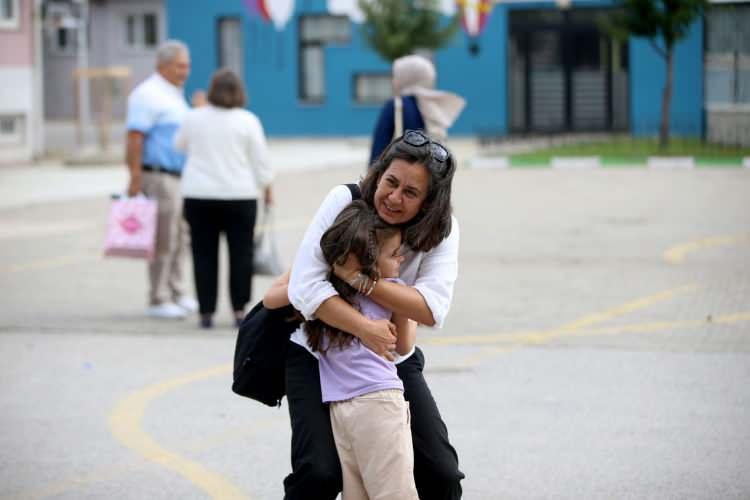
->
<box><xmin>174</xmin><ymin>69</ymin><xmax>273</xmax><ymax>328</ymax></box>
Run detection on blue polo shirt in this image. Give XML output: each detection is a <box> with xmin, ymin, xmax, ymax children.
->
<box><xmin>126</xmin><ymin>73</ymin><xmax>188</xmax><ymax>173</ymax></box>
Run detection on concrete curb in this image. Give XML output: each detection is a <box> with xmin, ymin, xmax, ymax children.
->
<box><xmin>470</xmin><ymin>156</ymin><xmax>750</xmax><ymax>169</ymax></box>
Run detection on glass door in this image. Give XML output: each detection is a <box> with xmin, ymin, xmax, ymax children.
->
<box><xmin>508</xmin><ymin>7</ymin><xmax>629</xmax><ymax>134</ymax></box>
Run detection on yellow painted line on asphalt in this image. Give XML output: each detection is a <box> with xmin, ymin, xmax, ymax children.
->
<box><xmin>446</xmin><ymin>284</ymin><xmax>699</xmax><ymax>368</ymax></box>
<box><xmin>573</xmin><ymin>312</ymin><xmax>750</xmax><ymax>337</ymax></box>
<box><xmin>715</xmin><ymin>312</ymin><xmax>750</xmax><ymax>324</ymax></box>
<box><xmin>664</xmin><ymin>234</ymin><xmax>750</xmax><ymax>264</ymax></box>
<box><xmin>0</xmin><ymin>217</ymin><xmax>310</xmax><ymax>275</ymax></box>
<box><xmin>107</xmin><ymin>363</ymin><xmax>250</xmax><ymax>500</ymax></box>
<box><xmin>0</xmin><ymin>220</ymin><xmax>98</xmax><ymax>240</ymax></box>
<box><xmin>12</xmin><ymin>419</ymin><xmax>283</xmax><ymax>500</ymax></box>
<box><xmin>1</xmin><ymin>254</ymin><xmax>95</xmax><ymax>273</ymax></box>
<box><xmin>552</xmin><ymin>284</ymin><xmax>699</xmax><ymax>334</ymax></box>
<box><xmin>437</xmin><ymin>312</ymin><xmax>750</xmax><ymax>350</ymax></box>
<box><xmin>428</xmin><ymin>284</ymin><xmax>698</xmax><ymax>347</ymax></box>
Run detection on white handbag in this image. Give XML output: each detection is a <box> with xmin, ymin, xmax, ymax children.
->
<box><xmin>253</xmin><ymin>205</ymin><xmax>284</xmax><ymax>276</ymax></box>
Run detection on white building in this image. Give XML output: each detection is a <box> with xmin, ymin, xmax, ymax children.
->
<box><xmin>0</xmin><ymin>0</ymin><xmax>44</xmax><ymax>163</ymax></box>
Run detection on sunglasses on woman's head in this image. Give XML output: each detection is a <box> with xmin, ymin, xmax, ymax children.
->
<box><xmin>402</xmin><ymin>130</ymin><xmax>450</xmax><ymax>163</ymax></box>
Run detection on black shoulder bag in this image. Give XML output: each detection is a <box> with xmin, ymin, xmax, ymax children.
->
<box><xmin>232</xmin><ymin>183</ymin><xmax>361</xmax><ymax>407</ymax></box>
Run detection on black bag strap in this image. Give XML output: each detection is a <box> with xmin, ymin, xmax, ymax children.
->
<box><xmin>345</xmin><ymin>183</ymin><xmax>361</xmax><ymax>201</ymax></box>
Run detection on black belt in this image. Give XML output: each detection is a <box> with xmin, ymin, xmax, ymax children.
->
<box><xmin>142</xmin><ymin>164</ymin><xmax>181</xmax><ymax>178</ymax></box>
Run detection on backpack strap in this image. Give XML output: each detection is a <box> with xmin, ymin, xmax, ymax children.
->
<box><xmin>393</xmin><ymin>96</ymin><xmax>403</xmax><ymax>139</ymax></box>
<box><xmin>345</xmin><ymin>183</ymin><xmax>361</xmax><ymax>201</ymax></box>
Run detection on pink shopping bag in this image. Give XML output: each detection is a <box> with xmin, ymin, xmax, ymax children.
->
<box><xmin>103</xmin><ymin>195</ymin><xmax>158</xmax><ymax>261</ymax></box>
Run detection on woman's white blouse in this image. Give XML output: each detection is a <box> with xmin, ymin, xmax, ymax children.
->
<box><xmin>174</xmin><ymin>105</ymin><xmax>273</xmax><ymax>199</ymax></box>
<box><xmin>288</xmin><ymin>185</ymin><xmax>459</xmax><ymax>358</ymax></box>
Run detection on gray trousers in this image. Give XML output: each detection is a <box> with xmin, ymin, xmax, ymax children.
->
<box><xmin>141</xmin><ymin>171</ymin><xmax>188</xmax><ymax>305</ymax></box>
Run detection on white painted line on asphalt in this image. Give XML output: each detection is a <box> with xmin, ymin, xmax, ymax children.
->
<box><xmin>551</xmin><ymin>156</ymin><xmax>601</xmax><ymax>169</ymax></box>
<box><xmin>469</xmin><ymin>156</ymin><xmax>510</xmax><ymax>169</ymax></box>
<box><xmin>647</xmin><ymin>156</ymin><xmax>695</xmax><ymax>169</ymax></box>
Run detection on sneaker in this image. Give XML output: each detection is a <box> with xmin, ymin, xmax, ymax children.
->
<box><xmin>148</xmin><ymin>302</ymin><xmax>187</xmax><ymax>319</ymax></box>
<box><xmin>176</xmin><ymin>296</ymin><xmax>199</xmax><ymax>313</ymax></box>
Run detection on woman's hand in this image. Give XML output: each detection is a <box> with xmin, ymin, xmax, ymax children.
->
<box><xmin>332</xmin><ymin>252</ymin><xmax>362</xmax><ymax>283</ymax></box>
<box><xmin>360</xmin><ymin>318</ymin><xmax>398</xmax><ymax>361</ymax></box>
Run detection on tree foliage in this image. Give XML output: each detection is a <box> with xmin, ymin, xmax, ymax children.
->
<box><xmin>358</xmin><ymin>0</ymin><xmax>459</xmax><ymax>62</ymax></box>
<box><xmin>606</xmin><ymin>0</ymin><xmax>709</xmax><ymax>147</ymax></box>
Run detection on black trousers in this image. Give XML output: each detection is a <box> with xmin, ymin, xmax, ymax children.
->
<box><xmin>283</xmin><ymin>343</ymin><xmax>464</xmax><ymax>500</ymax></box>
<box><xmin>183</xmin><ymin>198</ymin><xmax>257</xmax><ymax>315</ymax></box>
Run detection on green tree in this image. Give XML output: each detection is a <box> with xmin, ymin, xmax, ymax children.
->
<box><xmin>358</xmin><ymin>0</ymin><xmax>459</xmax><ymax>62</ymax></box>
<box><xmin>607</xmin><ymin>0</ymin><xmax>708</xmax><ymax>148</ymax></box>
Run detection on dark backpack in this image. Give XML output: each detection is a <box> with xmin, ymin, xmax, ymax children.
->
<box><xmin>231</xmin><ymin>183</ymin><xmax>361</xmax><ymax>407</ymax></box>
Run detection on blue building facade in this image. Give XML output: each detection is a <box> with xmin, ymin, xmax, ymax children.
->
<box><xmin>166</xmin><ymin>0</ymin><xmax>704</xmax><ymax>138</ymax></box>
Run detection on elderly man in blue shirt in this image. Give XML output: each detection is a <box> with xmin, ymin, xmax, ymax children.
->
<box><xmin>125</xmin><ymin>39</ymin><xmax>198</xmax><ymax>319</ymax></box>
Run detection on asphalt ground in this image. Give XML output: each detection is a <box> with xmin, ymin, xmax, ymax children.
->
<box><xmin>1</xmin><ymin>162</ymin><xmax>749</xmax><ymax>499</ymax></box>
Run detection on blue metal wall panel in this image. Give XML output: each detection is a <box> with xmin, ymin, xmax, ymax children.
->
<box><xmin>438</xmin><ymin>5</ymin><xmax>508</xmax><ymax>136</ymax></box>
<box><xmin>167</xmin><ymin>0</ymin><xmax>704</xmax><ymax>138</ymax></box>
<box><xmin>630</xmin><ymin>19</ymin><xmax>704</xmax><ymax>137</ymax></box>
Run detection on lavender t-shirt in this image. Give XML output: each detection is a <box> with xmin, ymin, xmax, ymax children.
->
<box><xmin>318</xmin><ymin>279</ymin><xmax>404</xmax><ymax>403</ymax></box>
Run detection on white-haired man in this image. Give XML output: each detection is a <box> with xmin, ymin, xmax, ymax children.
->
<box><xmin>125</xmin><ymin>39</ymin><xmax>197</xmax><ymax>319</ymax></box>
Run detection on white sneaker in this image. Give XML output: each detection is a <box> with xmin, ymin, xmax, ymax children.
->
<box><xmin>176</xmin><ymin>296</ymin><xmax>199</xmax><ymax>313</ymax></box>
<box><xmin>148</xmin><ymin>302</ymin><xmax>187</xmax><ymax>319</ymax></box>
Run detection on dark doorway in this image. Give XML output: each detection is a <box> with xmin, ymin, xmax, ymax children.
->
<box><xmin>508</xmin><ymin>8</ymin><xmax>629</xmax><ymax>134</ymax></box>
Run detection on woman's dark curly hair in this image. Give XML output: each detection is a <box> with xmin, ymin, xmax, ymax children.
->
<box><xmin>306</xmin><ymin>200</ymin><xmax>401</xmax><ymax>353</ymax></box>
<box><xmin>360</xmin><ymin>130</ymin><xmax>457</xmax><ymax>253</ymax></box>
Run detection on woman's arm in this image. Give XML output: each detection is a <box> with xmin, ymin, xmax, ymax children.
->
<box><xmin>261</xmin><ymin>269</ymin><xmax>395</xmax><ymax>361</ymax></box>
<box><xmin>333</xmin><ymin>217</ymin><xmax>460</xmax><ymax>328</ymax></box>
<box><xmin>262</xmin><ymin>270</ymin><xmax>291</xmax><ymax>309</ymax></box>
<box><xmin>369</xmin><ymin>99</ymin><xmax>395</xmax><ymax>165</ymax></box>
<box><xmin>173</xmin><ymin>113</ymin><xmax>189</xmax><ymax>152</ymax></box>
<box><xmin>247</xmin><ymin>113</ymin><xmax>273</xmax><ymax>188</ymax></box>
<box><xmin>392</xmin><ymin>314</ymin><xmax>416</xmax><ymax>356</ymax></box>
<box><xmin>315</xmin><ymin>296</ymin><xmax>397</xmax><ymax>360</ymax></box>
<box><xmin>288</xmin><ymin>186</ymin><xmax>397</xmax><ymax>358</ymax></box>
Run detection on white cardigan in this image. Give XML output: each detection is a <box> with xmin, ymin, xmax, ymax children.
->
<box><xmin>288</xmin><ymin>185</ymin><xmax>460</xmax><ymax>361</ymax></box>
<box><xmin>174</xmin><ymin>105</ymin><xmax>273</xmax><ymax>200</ymax></box>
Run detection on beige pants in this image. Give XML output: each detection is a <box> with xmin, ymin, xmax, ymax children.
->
<box><xmin>329</xmin><ymin>389</ymin><xmax>418</xmax><ymax>500</ymax></box>
<box><xmin>141</xmin><ymin>171</ymin><xmax>188</xmax><ymax>305</ymax></box>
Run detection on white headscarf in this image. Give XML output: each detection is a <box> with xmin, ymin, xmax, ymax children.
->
<box><xmin>392</xmin><ymin>55</ymin><xmax>466</xmax><ymax>140</ymax></box>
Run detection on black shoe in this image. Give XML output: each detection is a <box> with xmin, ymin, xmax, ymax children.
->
<box><xmin>200</xmin><ymin>315</ymin><xmax>213</xmax><ymax>329</ymax></box>
<box><xmin>234</xmin><ymin>310</ymin><xmax>245</xmax><ymax>328</ymax></box>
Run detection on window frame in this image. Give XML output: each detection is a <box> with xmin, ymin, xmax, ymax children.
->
<box><xmin>704</xmin><ymin>2</ymin><xmax>750</xmax><ymax>106</ymax></box>
<box><xmin>0</xmin><ymin>114</ymin><xmax>25</xmax><ymax>145</ymax></box>
<box><xmin>217</xmin><ymin>16</ymin><xmax>244</xmax><ymax>78</ymax></box>
<box><xmin>121</xmin><ymin>11</ymin><xmax>162</xmax><ymax>53</ymax></box>
<box><xmin>0</xmin><ymin>0</ymin><xmax>20</xmax><ymax>30</ymax></box>
<box><xmin>298</xmin><ymin>14</ymin><xmax>351</xmax><ymax>104</ymax></box>
<box><xmin>352</xmin><ymin>72</ymin><xmax>393</xmax><ymax>105</ymax></box>
<box><xmin>48</xmin><ymin>26</ymin><xmax>78</xmax><ymax>55</ymax></box>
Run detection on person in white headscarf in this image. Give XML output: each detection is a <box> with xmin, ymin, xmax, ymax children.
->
<box><xmin>368</xmin><ymin>54</ymin><xmax>465</xmax><ymax>165</ymax></box>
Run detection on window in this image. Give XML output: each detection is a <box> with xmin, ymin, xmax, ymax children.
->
<box><xmin>0</xmin><ymin>0</ymin><xmax>19</xmax><ymax>29</ymax></box>
<box><xmin>124</xmin><ymin>13</ymin><xmax>160</xmax><ymax>50</ymax></box>
<box><xmin>353</xmin><ymin>73</ymin><xmax>392</xmax><ymax>104</ymax></box>
<box><xmin>49</xmin><ymin>26</ymin><xmax>78</xmax><ymax>54</ymax></box>
<box><xmin>218</xmin><ymin>17</ymin><xmax>244</xmax><ymax>78</ymax></box>
<box><xmin>705</xmin><ymin>3</ymin><xmax>750</xmax><ymax>105</ymax></box>
<box><xmin>0</xmin><ymin>115</ymin><xmax>24</xmax><ymax>145</ymax></box>
<box><xmin>299</xmin><ymin>15</ymin><xmax>350</xmax><ymax>103</ymax></box>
